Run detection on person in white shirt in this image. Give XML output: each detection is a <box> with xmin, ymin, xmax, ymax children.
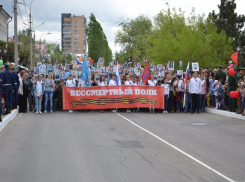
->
<box><xmin>109</xmin><ymin>74</ymin><xmax>117</xmax><ymax>86</ymax></box>
<box><xmin>66</xmin><ymin>74</ymin><xmax>76</xmax><ymax>113</ymax></box>
<box><xmin>124</xmin><ymin>75</ymin><xmax>133</xmax><ymax>113</ymax></box>
<box><xmin>98</xmin><ymin>75</ymin><xmax>107</xmax><ymax>113</ymax></box>
<box><xmin>34</xmin><ymin>75</ymin><xmax>44</xmax><ymax>114</ymax></box>
<box><xmin>148</xmin><ymin>74</ymin><xmax>157</xmax><ymax>113</ymax></box>
<box><xmin>66</xmin><ymin>74</ymin><xmax>76</xmax><ymax>87</ymax></box>
<box><xmin>199</xmin><ymin>74</ymin><xmax>206</xmax><ymax>112</ymax></box>
<box><xmin>189</xmin><ymin>71</ymin><xmax>202</xmax><ymax>114</ymax></box>
<box><xmin>109</xmin><ymin>74</ymin><xmax>117</xmax><ymax>112</ymax></box>
<box><xmin>161</xmin><ymin>78</ymin><xmax>170</xmax><ymax>113</ymax></box>
<box><xmin>77</xmin><ymin>78</ymin><xmax>86</xmax><ymax>87</ymax></box>
<box><xmin>133</xmin><ymin>76</ymin><xmax>141</xmax><ymax>86</ymax></box>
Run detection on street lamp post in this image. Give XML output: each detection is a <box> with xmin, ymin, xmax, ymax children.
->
<box><xmin>32</xmin><ymin>22</ymin><xmax>45</xmax><ymax>67</ymax></box>
<box><xmin>39</xmin><ymin>33</ymin><xmax>51</xmax><ymax>63</ymax></box>
<box><xmin>18</xmin><ymin>0</ymin><xmax>35</xmax><ymax>69</ymax></box>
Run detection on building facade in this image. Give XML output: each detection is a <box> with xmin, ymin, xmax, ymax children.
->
<box><xmin>61</xmin><ymin>13</ymin><xmax>87</xmax><ymax>55</ymax></box>
<box><xmin>0</xmin><ymin>5</ymin><xmax>11</xmax><ymax>42</ymax></box>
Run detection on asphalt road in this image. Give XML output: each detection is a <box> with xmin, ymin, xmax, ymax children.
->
<box><xmin>0</xmin><ymin>111</ymin><xmax>244</xmax><ymax>182</ymax></box>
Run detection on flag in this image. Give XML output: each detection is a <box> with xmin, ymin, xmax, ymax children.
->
<box><xmin>184</xmin><ymin>62</ymin><xmax>189</xmax><ymax>84</ymax></box>
<box><xmin>230</xmin><ymin>51</ymin><xmax>238</xmax><ymax>65</ymax></box>
<box><xmin>77</xmin><ymin>59</ymin><xmax>83</xmax><ymax>65</ymax></box>
<box><xmin>142</xmin><ymin>61</ymin><xmax>151</xmax><ymax>85</ymax></box>
<box><xmin>81</xmin><ymin>56</ymin><xmax>90</xmax><ymax>86</ymax></box>
<box><xmin>115</xmin><ymin>62</ymin><xmax>121</xmax><ymax>85</ymax></box>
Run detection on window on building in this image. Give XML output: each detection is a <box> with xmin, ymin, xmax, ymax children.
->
<box><xmin>74</xmin><ymin>30</ymin><xmax>79</xmax><ymax>33</ymax></box>
<box><xmin>74</xmin><ymin>38</ymin><xmax>79</xmax><ymax>41</ymax></box>
<box><xmin>74</xmin><ymin>22</ymin><xmax>79</xmax><ymax>25</ymax></box>
<box><xmin>74</xmin><ymin>34</ymin><xmax>79</xmax><ymax>37</ymax></box>
<box><xmin>74</xmin><ymin>42</ymin><xmax>79</xmax><ymax>45</ymax></box>
<box><xmin>74</xmin><ymin>26</ymin><xmax>78</xmax><ymax>29</ymax></box>
<box><xmin>74</xmin><ymin>46</ymin><xmax>79</xmax><ymax>49</ymax></box>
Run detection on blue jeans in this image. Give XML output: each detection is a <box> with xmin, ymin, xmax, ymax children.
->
<box><xmin>199</xmin><ymin>94</ymin><xmax>205</xmax><ymax>110</ymax></box>
<box><xmin>35</xmin><ymin>96</ymin><xmax>42</xmax><ymax>112</ymax></box>
<box><xmin>164</xmin><ymin>95</ymin><xmax>168</xmax><ymax>111</ymax></box>
<box><xmin>44</xmin><ymin>91</ymin><xmax>53</xmax><ymax>111</ymax></box>
<box><xmin>184</xmin><ymin>93</ymin><xmax>192</xmax><ymax>112</ymax></box>
<box><xmin>176</xmin><ymin>101</ymin><xmax>180</xmax><ymax>111</ymax></box>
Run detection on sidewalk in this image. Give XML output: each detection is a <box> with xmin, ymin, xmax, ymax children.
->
<box><xmin>0</xmin><ymin>109</ymin><xmax>19</xmax><ymax>132</ymax></box>
<box><xmin>206</xmin><ymin>108</ymin><xmax>245</xmax><ymax>121</ymax></box>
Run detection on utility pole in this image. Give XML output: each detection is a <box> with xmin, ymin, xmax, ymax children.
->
<box><xmin>14</xmin><ymin>0</ymin><xmax>18</xmax><ymax>66</ymax></box>
<box><xmin>29</xmin><ymin>13</ymin><xmax>33</xmax><ymax>69</ymax></box>
<box><xmin>33</xmin><ymin>32</ymin><xmax>35</xmax><ymax>67</ymax></box>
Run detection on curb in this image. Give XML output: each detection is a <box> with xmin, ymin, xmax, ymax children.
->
<box><xmin>0</xmin><ymin>109</ymin><xmax>19</xmax><ymax>132</ymax></box>
<box><xmin>206</xmin><ymin>108</ymin><xmax>245</xmax><ymax>121</ymax></box>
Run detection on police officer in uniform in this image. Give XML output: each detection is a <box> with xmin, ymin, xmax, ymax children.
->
<box><xmin>11</xmin><ymin>67</ymin><xmax>20</xmax><ymax>109</ymax></box>
<box><xmin>3</xmin><ymin>63</ymin><xmax>15</xmax><ymax>115</ymax></box>
<box><xmin>0</xmin><ymin>70</ymin><xmax>4</xmax><ymax>122</ymax></box>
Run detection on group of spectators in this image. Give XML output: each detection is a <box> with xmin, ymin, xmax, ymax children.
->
<box><xmin>0</xmin><ymin>62</ymin><xmax>244</xmax><ymax>121</ymax></box>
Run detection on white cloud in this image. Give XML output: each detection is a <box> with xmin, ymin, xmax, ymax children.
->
<box><xmin>5</xmin><ymin>0</ymin><xmax>245</xmax><ymax>55</ymax></box>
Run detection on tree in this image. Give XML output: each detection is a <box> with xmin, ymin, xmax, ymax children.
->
<box><xmin>115</xmin><ymin>15</ymin><xmax>152</xmax><ymax>63</ymax></box>
<box><xmin>209</xmin><ymin>0</ymin><xmax>245</xmax><ymax>50</ymax></box>
<box><xmin>146</xmin><ymin>7</ymin><xmax>233</xmax><ymax>68</ymax></box>
<box><xmin>86</xmin><ymin>13</ymin><xmax>112</xmax><ymax>65</ymax></box>
<box><xmin>238</xmin><ymin>30</ymin><xmax>245</xmax><ymax>66</ymax></box>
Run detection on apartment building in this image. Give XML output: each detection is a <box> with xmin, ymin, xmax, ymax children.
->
<box><xmin>0</xmin><ymin>5</ymin><xmax>11</xmax><ymax>42</ymax></box>
<box><xmin>61</xmin><ymin>13</ymin><xmax>87</xmax><ymax>54</ymax></box>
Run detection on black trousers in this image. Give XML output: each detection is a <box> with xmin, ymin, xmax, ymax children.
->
<box><xmin>191</xmin><ymin>94</ymin><xmax>200</xmax><ymax>113</ymax></box>
<box><xmin>18</xmin><ymin>94</ymin><xmax>25</xmax><ymax>113</ymax></box>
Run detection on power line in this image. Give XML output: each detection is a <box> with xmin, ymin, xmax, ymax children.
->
<box><xmin>2</xmin><ymin>0</ymin><xmax>13</xmax><ymax>13</ymax></box>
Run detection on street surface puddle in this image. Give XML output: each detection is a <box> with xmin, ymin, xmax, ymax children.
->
<box><xmin>117</xmin><ymin>141</ymin><xmax>145</xmax><ymax>148</ymax></box>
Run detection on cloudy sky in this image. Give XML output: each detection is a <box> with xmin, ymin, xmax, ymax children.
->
<box><xmin>3</xmin><ymin>0</ymin><xmax>245</xmax><ymax>55</ymax></box>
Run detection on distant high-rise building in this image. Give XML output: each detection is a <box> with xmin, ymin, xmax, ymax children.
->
<box><xmin>61</xmin><ymin>13</ymin><xmax>87</xmax><ymax>55</ymax></box>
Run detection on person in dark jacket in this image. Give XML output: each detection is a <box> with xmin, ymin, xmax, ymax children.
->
<box><xmin>0</xmin><ymin>70</ymin><xmax>4</xmax><ymax>122</ymax></box>
<box><xmin>215</xmin><ymin>65</ymin><xmax>226</xmax><ymax>85</ymax></box>
<box><xmin>3</xmin><ymin>63</ymin><xmax>14</xmax><ymax>115</ymax></box>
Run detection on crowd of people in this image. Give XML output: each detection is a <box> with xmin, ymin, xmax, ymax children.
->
<box><xmin>0</xmin><ymin>61</ymin><xmax>244</xmax><ymax>122</ymax></box>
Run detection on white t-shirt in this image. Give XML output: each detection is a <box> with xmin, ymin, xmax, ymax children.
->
<box><xmin>148</xmin><ymin>80</ymin><xmax>157</xmax><ymax>86</ymax></box>
<box><xmin>125</xmin><ymin>80</ymin><xmax>134</xmax><ymax>85</ymax></box>
<box><xmin>36</xmin><ymin>81</ymin><xmax>43</xmax><ymax>96</ymax></box>
<box><xmin>161</xmin><ymin>84</ymin><xmax>169</xmax><ymax>95</ymax></box>
<box><xmin>98</xmin><ymin>81</ymin><xmax>107</xmax><ymax>86</ymax></box>
<box><xmin>200</xmin><ymin>80</ymin><xmax>206</xmax><ymax>95</ymax></box>
<box><xmin>78</xmin><ymin>79</ymin><xmax>86</xmax><ymax>87</ymax></box>
<box><xmin>109</xmin><ymin>79</ymin><xmax>117</xmax><ymax>86</ymax></box>
<box><xmin>189</xmin><ymin>77</ymin><xmax>202</xmax><ymax>94</ymax></box>
<box><xmin>66</xmin><ymin>79</ymin><xmax>76</xmax><ymax>87</ymax></box>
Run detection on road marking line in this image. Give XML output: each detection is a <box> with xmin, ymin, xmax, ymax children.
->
<box><xmin>116</xmin><ymin>113</ymin><xmax>236</xmax><ymax>182</ymax></box>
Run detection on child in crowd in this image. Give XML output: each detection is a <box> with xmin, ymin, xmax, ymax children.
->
<box><xmin>125</xmin><ymin>75</ymin><xmax>134</xmax><ymax>113</ymax></box>
<box><xmin>161</xmin><ymin>78</ymin><xmax>169</xmax><ymax>113</ymax></box>
<box><xmin>220</xmin><ymin>85</ymin><xmax>227</xmax><ymax>110</ymax></box>
<box><xmin>218</xmin><ymin>80</ymin><xmax>223</xmax><ymax>107</ymax></box>
<box><xmin>213</xmin><ymin>80</ymin><xmax>219</xmax><ymax>109</ymax></box>
<box><xmin>209</xmin><ymin>79</ymin><xmax>214</xmax><ymax>108</ymax></box>
<box><xmin>148</xmin><ymin>74</ymin><xmax>157</xmax><ymax>113</ymax></box>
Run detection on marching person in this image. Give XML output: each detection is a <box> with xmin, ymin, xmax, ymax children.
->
<box><xmin>189</xmin><ymin>71</ymin><xmax>202</xmax><ymax>114</ymax></box>
<box><xmin>34</xmin><ymin>74</ymin><xmax>44</xmax><ymax>114</ymax></box>
<box><xmin>109</xmin><ymin>73</ymin><xmax>117</xmax><ymax>112</ymax></box>
<box><xmin>161</xmin><ymin>78</ymin><xmax>169</xmax><ymax>113</ymax></box>
<box><xmin>199</xmin><ymin>74</ymin><xmax>206</xmax><ymax>112</ymax></box>
<box><xmin>98</xmin><ymin>75</ymin><xmax>107</xmax><ymax>113</ymax></box>
<box><xmin>3</xmin><ymin>63</ymin><xmax>15</xmax><ymax>115</ymax></box>
<box><xmin>13</xmin><ymin>67</ymin><xmax>20</xmax><ymax>109</ymax></box>
<box><xmin>148</xmin><ymin>74</ymin><xmax>157</xmax><ymax>113</ymax></box>
<box><xmin>66</xmin><ymin>74</ymin><xmax>76</xmax><ymax>113</ymax></box>
<box><xmin>124</xmin><ymin>75</ymin><xmax>134</xmax><ymax>113</ymax></box>
<box><xmin>44</xmin><ymin>72</ymin><xmax>55</xmax><ymax>113</ymax></box>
